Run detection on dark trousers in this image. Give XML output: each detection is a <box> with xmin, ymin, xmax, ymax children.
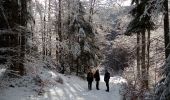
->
<box><xmin>105</xmin><ymin>81</ymin><xmax>109</xmax><ymax>91</ymax></box>
<box><xmin>88</xmin><ymin>81</ymin><xmax>92</xmax><ymax>90</ymax></box>
<box><xmin>96</xmin><ymin>81</ymin><xmax>99</xmax><ymax>90</ymax></box>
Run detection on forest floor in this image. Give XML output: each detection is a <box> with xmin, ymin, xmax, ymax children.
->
<box><xmin>0</xmin><ymin>71</ymin><xmax>126</xmax><ymax>100</ymax></box>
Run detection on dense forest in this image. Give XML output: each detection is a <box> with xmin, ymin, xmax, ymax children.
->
<box><xmin>0</xmin><ymin>0</ymin><xmax>170</xmax><ymax>100</ymax></box>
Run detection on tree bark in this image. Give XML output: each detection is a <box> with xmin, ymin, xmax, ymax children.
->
<box><xmin>18</xmin><ymin>0</ymin><xmax>27</xmax><ymax>75</ymax></box>
<box><xmin>58</xmin><ymin>0</ymin><xmax>62</xmax><ymax>42</ymax></box>
<box><xmin>145</xmin><ymin>29</ymin><xmax>151</xmax><ymax>90</ymax></box>
<box><xmin>76</xmin><ymin>57</ymin><xmax>79</xmax><ymax>76</ymax></box>
<box><xmin>58</xmin><ymin>0</ymin><xmax>64</xmax><ymax>74</ymax></box>
<box><xmin>43</xmin><ymin>15</ymin><xmax>46</xmax><ymax>59</ymax></box>
<box><xmin>48</xmin><ymin>0</ymin><xmax>52</xmax><ymax>56</ymax></box>
<box><xmin>42</xmin><ymin>0</ymin><xmax>47</xmax><ymax>59</ymax></box>
<box><xmin>146</xmin><ymin>29</ymin><xmax>151</xmax><ymax>76</ymax></box>
<box><xmin>164</xmin><ymin>0</ymin><xmax>170</xmax><ymax>58</ymax></box>
<box><xmin>137</xmin><ymin>32</ymin><xmax>141</xmax><ymax>78</ymax></box>
<box><xmin>141</xmin><ymin>30</ymin><xmax>148</xmax><ymax>89</ymax></box>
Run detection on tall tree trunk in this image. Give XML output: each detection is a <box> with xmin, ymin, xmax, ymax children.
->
<box><xmin>48</xmin><ymin>0</ymin><xmax>52</xmax><ymax>56</ymax></box>
<box><xmin>43</xmin><ymin>16</ymin><xmax>46</xmax><ymax>58</ymax></box>
<box><xmin>67</xmin><ymin>0</ymin><xmax>71</xmax><ymax>26</ymax></box>
<box><xmin>58</xmin><ymin>0</ymin><xmax>64</xmax><ymax>74</ymax></box>
<box><xmin>42</xmin><ymin>0</ymin><xmax>47</xmax><ymax>59</ymax></box>
<box><xmin>18</xmin><ymin>0</ymin><xmax>27</xmax><ymax>75</ymax></box>
<box><xmin>67</xmin><ymin>0</ymin><xmax>72</xmax><ymax>73</ymax></box>
<box><xmin>146</xmin><ymin>29</ymin><xmax>151</xmax><ymax>74</ymax></box>
<box><xmin>164</xmin><ymin>0</ymin><xmax>170</xmax><ymax>58</ymax></box>
<box><xmin>141</xmin><ymin>30</ymin><xmax>148</xmax><ymax>89</ymax></box>
<box><xmin>137</xmin><ymin>32</ymin><xmax>141</xmax><ymax>78</ymax></box>
<box><xmin>58</xmin><ymin>0</ymin><xmax>62</xmax><ymax>42</ymax></box>
<box><xmin>145</xmin><ymin>29</ymin><xmax>151</xmax><ymax>90</ymax></box>
<box><xmin>55</xmin><ymin>0</ymin><xmax>59</xmax><ymax>63</ymax></box>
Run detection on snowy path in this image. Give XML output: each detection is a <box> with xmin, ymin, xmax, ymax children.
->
<box><xmin>32</xmin><ymin>75</ymin><xmax>126</xmax><ymax>100</ymax></box>
<box><xmin>0</xmin><ymin>75</ymin><xmax>126</xmax><ymax>100</ymax></box>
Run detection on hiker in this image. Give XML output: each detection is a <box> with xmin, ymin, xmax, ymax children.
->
<box><xmin>87</xmin><ymin>69</ymin><xmax>94</xmax><ymax>90</ymax></box>
<box><xmin>104</xmin><ymin>69</ymin><xmax>110</xmax><ymax>92</ymax></box>
<box><xmin>94</xmin><ymin>69</ymin><xmax>100</xmax><ymax>90</ymax></box>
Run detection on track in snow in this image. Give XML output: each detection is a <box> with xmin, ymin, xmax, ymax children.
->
<box><xmin>32</xmin><ymin>75</ymin><xmax>126</xmax><ymax>100</ymax></box>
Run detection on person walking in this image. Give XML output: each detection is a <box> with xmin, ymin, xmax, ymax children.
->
<box><xmin>104</xmin><ymin>69</ymin><xmax>110</xmax><ymax>92</ymax></box>
<box><xmin>94</xmin><ymin>69</ymin><xmax>100</xmax><ymax>90</ymax></box>
<box><xmin>87</xmin><ymin>69</ymin><xmax>94</xmax><ymax>90</ymax></box>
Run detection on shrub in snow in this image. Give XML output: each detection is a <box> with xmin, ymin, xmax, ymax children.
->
<box><xmin>121</xmin><ymin>77</ymin><xmax>154</xmax><ymax>100</ymax></box>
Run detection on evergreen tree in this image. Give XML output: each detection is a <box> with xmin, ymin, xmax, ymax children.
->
<box><xmin>68</xmin><ymin>1</ymin><xmax>101</xmax><ymax>75</ymax></box>
<box><xmin>125</xmin><ymin>0</ymin><xmax>155</xmax><ymax>90</ymax></box>
<box><xmin>0</xmin><ymin>0</ymin><xmax>30</xmax><ymax>76</ymax></box>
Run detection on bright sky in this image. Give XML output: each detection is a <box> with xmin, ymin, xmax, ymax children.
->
<box><xmin>122</xmin><ymin>0</ymin><xmax>131</xmax><ymax>6</ymax></box>
<box><xmin>37</xmin><ymin>0</ymin><xmax>131</xmax><ymax>7</ymax></box>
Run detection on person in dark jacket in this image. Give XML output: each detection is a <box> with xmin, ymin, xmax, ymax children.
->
<box><xmin>87</xmin><ymin>69</ymin><xmax>94</xmax><ymax>90</ymax></box>
<box><xmin>104</xmin><ymin>69</ymin><xmax>110</xmax><ymax>92</ymax></box>
<box><xmin>94</xmin><ymin>69</ymin><xmax>100</xmax><ymax>90</ymax></box>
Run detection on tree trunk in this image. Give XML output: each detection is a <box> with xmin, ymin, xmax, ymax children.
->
<box><xmin>58</xmin><ymin>0</ymin><xmax>62</xmax><ymax>42</ymax></box>
<box><xmin>141</xmin><ymin>30</ymin><xmax>148</xmax><ymax>89</ymax></box>
<box><xmin>76</xmin><ymin>57</ymin><xmax>79</xmax><ymax>76</ymax></box>
<box><xmin>43</xmin><ymin>16</ymin><xmax>46</xmax><ymax>59</ymax></box>
<box><xmin>67</xmin><ymin>0</ymin><xmax>72</xmax><ymax>73</ymax></box>
<box><xmin>67</xmin><ymin>0</ymin><xmax>71</xmax><ymax>26</ymax></box>
<box><xmin>17</xmin><ymin>0</ymin><xmax>27</xmax><ymax>75</ymax></box>
<box><xmin>58</xmin><ymin>0</ymin><xmax>64</xmax><ymax>74</ymax></box>
<box><xmin>137</xmin><ymin>32</ymin><xmax>141</xmax><ymax>78</ymax></box>
<box><xmin>48</xmin><ymin>0</ymin><xmax>52</xmax><ymax>56</ymax></box>
<box><xmin>89</xmin><ymin>0</ymin><xmax>96</xmax><ymax>23</ymax></box>
<box><xmin>42</xmin><ymin>0</ymin><xmax>47</xmax><ymax>59</ymax></box>
<box><xmin>146</xmin><ymin>29</ymin><xmax>151</xmax><ymax>86</ymax></box>
<box><xmin>164</xmin><ymin>0</ymin><xmax>170</xmax><ymax>58</ymax></box>
<box><xmin>141</xmin><ymin>28</ymin><xmax>150</xmax><ymax>90</ymax></box>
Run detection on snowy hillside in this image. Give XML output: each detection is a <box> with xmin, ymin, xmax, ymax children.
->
<box><xmin>0</xmin><ymin>71</ymin><xmax>126</xmax><ymax>100</ymax></box>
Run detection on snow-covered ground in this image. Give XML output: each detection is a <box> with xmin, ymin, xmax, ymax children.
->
<box><xmin>0</xmin><ymin>73</ymin><xmax>126</xmax><ymax>100</ymax></box>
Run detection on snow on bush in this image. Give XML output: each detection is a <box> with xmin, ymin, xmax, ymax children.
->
<box><xmin>25</xmin><ymin>54</ymin><xmax>63</xmax><ymax>85</ymax></box>
<box><xmin>71</xmin><ymin>42</ymin><xmax>81</xmax><ymax>60</ymax></box>
<box><xmin>84</xmin><ymin>41</ymin><xmax>91</xmax><ymax>53</ymax></box>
